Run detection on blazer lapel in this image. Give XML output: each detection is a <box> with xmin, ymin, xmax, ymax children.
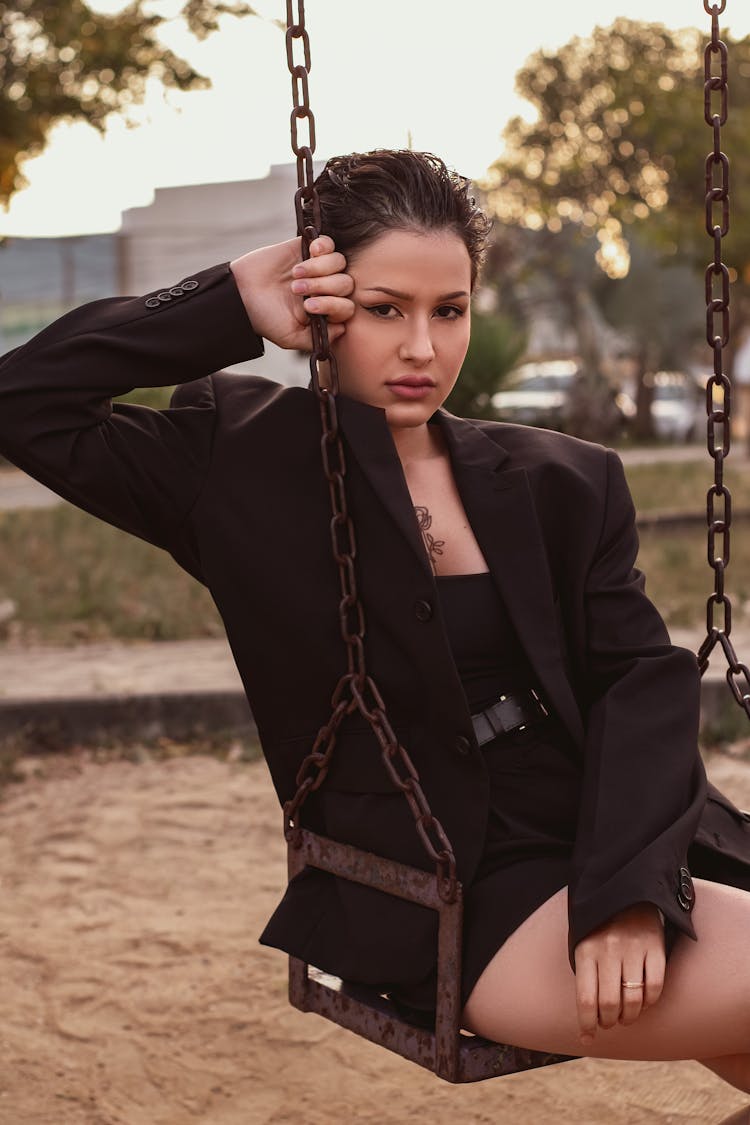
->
<box><xmin>336</xmin><ymin>394</ymin><xmax>584</xmax><ymax>745</ymax></box>
<box><xmin>336</xmin><ymin>393</ymin><xmax>433</xmax><ymax>580</ymax></box>
<box><xmin>435</xmin><ymin>409</ymin><xmax>584</xmax><ymax>744</ymax></box>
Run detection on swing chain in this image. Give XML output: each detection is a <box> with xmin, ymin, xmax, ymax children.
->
<box><xmin>697</xmin><ymin>2</ymin><xmax>750</xmax><ymax>713</ymax></box>
<box><xmin>282</xmin><ymin>0</ymin><xmax>458</xmax><ymax>902</ymax></box>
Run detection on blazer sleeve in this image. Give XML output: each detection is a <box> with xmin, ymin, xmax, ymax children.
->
<box><xmin>567</xmin><ymin>447</ymin><xmax>708</xmax><ymax>970</ymax></box>
<box><xmin>0</xmin><ymin>262</ymin><xmax>263</xmax><ymax>575</ymax></box>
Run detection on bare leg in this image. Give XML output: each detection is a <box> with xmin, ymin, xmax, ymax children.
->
<box><xmin>714</xmin><ymin>1109</ymin><xmax>750</xmax><ymax>1125</ymax></box>
<box><xmin>462</xmin><ymin>879</ymin><xmax>750</xmax><ymax>1082</ymax></box>
<box><xmin>702</xmin><ymin>1055</ymin><xmax>750</xmax><ymax>1096</ymax></box>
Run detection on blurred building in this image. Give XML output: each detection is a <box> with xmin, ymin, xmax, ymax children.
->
<box><xmin>0</xmin><ymin>234</ymin><xmax>118</xmax><ymax>354</ymax></box>
<box><xmin>0</xmin><ymin>163</ymin><xmax>319</xmax><ymax>385</ymax></box>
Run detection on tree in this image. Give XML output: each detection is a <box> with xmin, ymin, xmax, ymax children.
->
<box><xmin>601</xmin><ymin>233</ymin><xmax>705</xmax><ymax>438</ymax></box>
<box><xmin>486</xmin><ymin>19</ymin><xmax>750</xmax><ymax>383</ymax></box>
<box><xmin>0</xmin><ymin>0</ymin><xmax>260</xmax><ymax>208</ymax></box>
<box><xmin>444</xmin><ymin>308</ymin><xmax>526</xmax><ymax>420</ymax></box>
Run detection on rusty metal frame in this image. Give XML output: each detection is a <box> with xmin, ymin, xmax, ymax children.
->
<box><xmin>287</xmin><ymin>831</ymin><xmax>577</xmax><ymax>1083</ymax></box>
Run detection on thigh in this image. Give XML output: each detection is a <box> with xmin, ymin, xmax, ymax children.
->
<box><xmin>462</xmin><ymin>878</ymin><xmax>750</xmax><ymax>1061</ymax></box>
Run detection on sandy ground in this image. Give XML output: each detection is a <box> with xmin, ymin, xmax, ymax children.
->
<box><xmin>0</xmin><ymin>625</ymin><xmax>742</xmax><ymax>702</ymax></box>
<box><xmin>0</xmin><ymin>750</ymin><xmax>749</xmax><ymax>1125</ymax></box>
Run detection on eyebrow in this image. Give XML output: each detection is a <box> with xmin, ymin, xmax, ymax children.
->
<box><xmin>360</xmin><ymin>286</ymin><xmax>470</xmax><ymax>301</ymax></box>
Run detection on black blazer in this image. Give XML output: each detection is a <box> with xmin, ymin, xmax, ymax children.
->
<box><xmin>1</xmin><ymin>261</ymin><xmax>749</xmax><ymax>987</ymax></box>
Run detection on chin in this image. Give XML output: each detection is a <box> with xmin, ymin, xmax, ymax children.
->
<box><xmin>383</xmin><ymin>401</ymin><xmax>439</xmax><ymax>428</ymax></box>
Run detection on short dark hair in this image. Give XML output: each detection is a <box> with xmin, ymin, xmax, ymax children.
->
<box><xmin>308</xmin><ymin>149</ymin><xmax>492</xmax><ymax>290</ymax></box>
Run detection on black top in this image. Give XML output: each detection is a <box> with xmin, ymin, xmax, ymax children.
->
<box><xmin>434</xmin><ymin>571</ymin><xmax>535</xmax><ymax>713</ymax></box>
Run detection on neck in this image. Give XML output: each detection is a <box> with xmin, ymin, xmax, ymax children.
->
<box><xmin>389</xmin><ymin>419</ymin><xmax>445</xmax><ymax>467</ymax></box>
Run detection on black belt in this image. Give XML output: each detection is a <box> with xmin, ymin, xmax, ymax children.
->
<box><xmin>470</xmin><ymin>689</ymin><xmax>548</xmax><ymax>748</ymax></box>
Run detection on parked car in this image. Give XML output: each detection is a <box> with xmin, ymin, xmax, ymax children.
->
<box><xmin>492</xmin><ymin>359</ymin><xmax>629</xmax><ymax>436</ymax></box>
<box><xmin>649</xmin><ymin>371</ymin><xmax>705</xmax><ymax>442</ymax></box>
<box><xmin>618</xmin><ymin>371</ymin><xmax>705</xmax><ymax>442</ymax></box>
<box><xmin>491</xmin><ymin>360</ymin><xmax>579</xmax><ymax>430</ymax></box>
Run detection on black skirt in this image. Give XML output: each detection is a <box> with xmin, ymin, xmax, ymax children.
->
<box><xmin>388</xmin><ymin>713</ymin><xmax>579</xmax><ymax>1018</ymax></box>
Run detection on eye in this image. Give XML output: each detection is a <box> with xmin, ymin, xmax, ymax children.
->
<box><xmin>434</xmin><ymin>305</ymin><xmax>465</xmax><ymax>320</ymax></box>
<box><xmin>364</xmin><ymin>303</ymin><xmax>400</xmax><ymax>318</ymax></box>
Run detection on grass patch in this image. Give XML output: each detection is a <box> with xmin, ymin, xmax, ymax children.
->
<box><xmin>700</xmin><ymin>709</ymin><xmax>750</xmax><ymax>755</ymax></box>
<box><xmin>0</xmin><ymin>729</ymin><xmax>263</xmax><ymax>794</ymax></box>
<box><xmin>636</xmin><ymin>521</ymin><xmax>750</xmax><ymax>627</ymax></box>
<box><xmin>2</xmin><ymin>448</ymin><xmax>750</xmax><ymax>643</ymax></box>
<box><xmin>623</xmin><ymin>458</ymin><xmax>750</xmax><ymax>513</ymax></box>
<box><xmin>114</xmin><ymin>386</ymin><xmax>175</xmax><ymax>410</ymax></box>
<box><xmin>0</xmin><ymin>504</ymin><xmax>224</xmax><ymax>644</ymax></box>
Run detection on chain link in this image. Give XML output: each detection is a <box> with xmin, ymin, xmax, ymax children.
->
<box><xmin>697</xmin><ymin>2</ymin><xmax>750</xmax><ymax>714</ymax></box>
<box><xmin>281</xmin><ymin>1</ymin><xmax>458</xmax><ymax>901</ymax></box>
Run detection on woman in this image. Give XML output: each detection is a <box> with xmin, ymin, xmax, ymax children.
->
<box><xmin>2</xmin><ymin>149</ymin><xmax>750</xmax><ymax>1102</ymax></box>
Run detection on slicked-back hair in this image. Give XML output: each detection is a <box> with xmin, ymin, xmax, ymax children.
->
<box><xmin>308</xmin><ymin>149</ymin><xmax>492</xmax><ymax>290</ymax></box>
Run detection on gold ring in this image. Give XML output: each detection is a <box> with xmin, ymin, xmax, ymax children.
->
<box><xmin>622</xmin><ymin>980</ymin><xmax>644</xmax><ymax>989</ymax></box>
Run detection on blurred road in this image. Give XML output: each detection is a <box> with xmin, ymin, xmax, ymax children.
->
<box><xmin>2</xmin><ymin>452</ymin><xmax>750</xmax><ymax>724</ymax></box>
<box><xmin>0</xmin><ymin>467</ymin><xmax>63</xmax><ymax>510</ymax></box>
<box><xmin>1</xmin><ymin>444</ymin><xmax>744</xmax><ymax>512</ymax></box>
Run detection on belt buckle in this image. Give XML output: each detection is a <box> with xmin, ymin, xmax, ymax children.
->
<box><xmin>470</xmin><ymin>688</ymin><xmax>548</xmax><ymax>748</ymax></box>
<box><xmin>498</xmin><ymin>693</ymin><xmax>526</xmax><ymax>734</ymax></box>
<box><xmin>530</xmin><ymin>688</ymin><xmax>549</xmax><ymax>718</ymax></box>
<box><xmin>472</xmin><ymin>711</ymin><xmax>496</xmax><ymax>746</ymax></box>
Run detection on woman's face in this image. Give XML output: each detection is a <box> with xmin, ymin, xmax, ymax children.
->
<box><xmin>329</xmin><ymin>228</ymin><xmax>472</xmax><ymax>430</ymax></box>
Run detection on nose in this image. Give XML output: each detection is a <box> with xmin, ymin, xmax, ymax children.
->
<box><xmin>398</xmin><ymin>315</ymin><xmax>435</xmax><ymax>366</ymax></box>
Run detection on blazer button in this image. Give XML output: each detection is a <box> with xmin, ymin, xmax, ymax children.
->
<box><xmin>144</xmin><ymin>297</ymin><xmax>161</xmax><ymax>308</ymax></box>
<box><xmin>414</xmin><ymin>599</ymin><xmax>433</xmax><ymax>622</ymax></box>
<box><xmin>169</xmin><ymin>286</ymin><xmax>185</xmax><ymax>297</ymax></box>
<box><xmin>455</xmin><ymin>735</ymin><xmax>471</xmax><ymax>757</ymax></box>
<box><xmin>181</xmin><ymin>279</ymin><xmax>199</xmax><ymax>291</ymax></box>
<box><xmin>677</xmin><ymin>866</ymin><xmax>695</xmax><ymax>912</ymax></box>
<box><xmin>157</xmin><ymin>292</ymin><xmax>173</xmax><ymax>302</ymax></box>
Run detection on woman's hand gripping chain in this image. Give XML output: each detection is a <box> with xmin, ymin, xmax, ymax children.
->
<box><xmin>230</xmin><ymin>234</ymin><xmax>354</xmax><ymax>352</ymax></box>
<box><xmin>573</xmin><ymin>902</ymin><xmax>666</xmax><ymax>1048</ymax></box>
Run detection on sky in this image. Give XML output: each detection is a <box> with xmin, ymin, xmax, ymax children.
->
<box><xmin>3</xmin><ymin>0</ymin><xmax>750</xmax><ymax>238</ymax></box>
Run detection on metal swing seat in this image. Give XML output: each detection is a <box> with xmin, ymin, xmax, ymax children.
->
<box><xmin>279</xmin><ymin>0</ymin><xmax>746</xmax><ymax>1084</ymax></box>
<box><xmin>286</xmin><ymin>828</ymin><xmax>575</xmax><ymax>1084</ymax></box>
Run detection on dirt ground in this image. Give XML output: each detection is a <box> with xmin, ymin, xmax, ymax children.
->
<box><xmin>0</xmin><ymin>750</ymin><xmax>749</xmax><ymax>1125</ymax></box>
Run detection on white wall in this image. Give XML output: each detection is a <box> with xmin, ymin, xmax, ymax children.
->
<box><xmin>120</xmin><ymin>163</ymin><xmax>320</xmax><ymax>385</ymax></box>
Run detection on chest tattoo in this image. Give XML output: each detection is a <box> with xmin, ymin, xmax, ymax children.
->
<box><xmin>414</xmin><ymin>506</ymin><xmax>445</xmax><ymax>574</ymax></box>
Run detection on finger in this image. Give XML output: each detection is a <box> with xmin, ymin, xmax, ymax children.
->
<box><xmin>597</xmin><ymin>959</ymin><xmax>623</xmax><ymax>1030</ymax></box>
<box><xmin>291</xmin><ymin>272</ymin><xmax>355</xmax><ymax>298</ymax></box>
<box><xmin>293</xmin><ymin>251</ymin><xmax>348</xmax><ymax>279</ymax></box>
<box><xmin>643</xmin><ymin>945</ymin><xmax>666</xmax><ymax>1009</ymax></box>
<box><xmin>293</xmin><ymin>296</ymin><xmax>355</xmax><ymax>326</ymax></box>
<box><xmin>326</xmin><ymin>322</ymin><xmax>348</xmax><ymax>344</ymax></box>
<box><xmin>301</xmin><ymin>296</ymin><xmax>355</xmax><ymax>322</ymax></box>
<box><xmin>619</xmin><ymin>961</ymin><xmax>646</xmax><ymax>1026</ymax></box>
<box><xmin>310</xmin><ymin>235</ymin><xmax>337</xmax><ymax>256</ymax></box>
<box><xmin>289</xmin><ymin>319</ymin><xmax>347</xmax><ymax>352</ymax></box>
<box><xmin>575</xmin><ymin>955</ymin><xmax>599</xmax><ymax>1047</ymax></box>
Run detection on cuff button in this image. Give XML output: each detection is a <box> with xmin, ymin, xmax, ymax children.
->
<box><xmin>144</xmin><ymin>297</ymin><xmax>161</xmax><ymax>308</ymax></box>
<box><xmin>157</xmin><ymin>292</ymin><xmax>173</xmax><ymax>302</ymax></box>
<box><xmin>181</xmin><ymin>279</ymin><xmax>199</xmax><ymax>291</ymax></box>
<box><xmin>454</xmin><ymin>735</ymin><xmax>471</xmax><ymax>757</ymax></box>
<box><xmin>169</xmin><ymin>286</ymin><xmax>185</xmax><ymax>297</ymax></box>
<box><xmin>414</xmin><ymin>599</ymin><xmax>433</xmax><ymax>622</ymax></box>
<box><xmin>677</xmin><ymin>866</ymin><xmax>695</xmax><ymax>912</ymax></box>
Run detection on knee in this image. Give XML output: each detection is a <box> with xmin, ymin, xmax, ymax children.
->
<box><xmin>714</xmin><ymin>1107</ymin><xmax>750</xmax><ymax>1124</ymax></box>
<box><xmin>701</xmin><ymin>1056</ymin><xmax>750</xmax><ymax>1096</ymax></box>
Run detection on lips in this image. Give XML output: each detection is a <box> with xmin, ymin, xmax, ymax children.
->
<box><xmin>385</xmin><ymin>379</ymin><xmax>435</xmax><ymax>400</ymax></box>
<box><xmin>386</xmin><ymin>378</ymin><xmax>435</xmax><ymax>388</ymax></box>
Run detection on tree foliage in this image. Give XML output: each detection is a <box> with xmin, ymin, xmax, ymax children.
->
<box><xmin>483</xmin><ymin>17</ymin><xmax>750</xmax><ymax>440</ymax></box>
<box><xmin>444</xmin><ymin>309</ymin><xmax>527</xmax><ymax>421</ymax></box>
<box><xmin>602</xmin><ymin>234</ymin><xmax>704</xmax><ymax>369</ymax></box>
<box><xmin>0</xmin><ymin>0</ymin><xmax>258</xmax><ymax>207</ymax></box>
<box><xmin>487</xmin><ymin>18</ymin><xmax>750</xmax><ymax>280</ymax></box>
